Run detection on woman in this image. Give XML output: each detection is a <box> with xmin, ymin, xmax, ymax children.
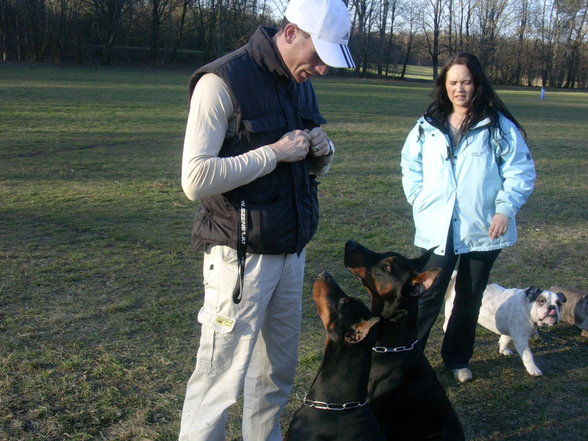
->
<box><xmin>400</xmin><ymin>52</ymin><xmax>536</xmax><ymax>383</ymax></box>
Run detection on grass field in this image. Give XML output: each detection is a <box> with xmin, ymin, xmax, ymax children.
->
<box><xmin>1</xmin><ymin>64</ymin><xmax>587</xmax><ymax>441</ymax></box>
<box><xmin>395</xmin><ymin>64</ymin><xmax>434</xmax><ymax>80</ymax></box>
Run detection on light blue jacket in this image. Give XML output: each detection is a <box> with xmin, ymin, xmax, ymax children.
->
<box><xmin>401</xmin><ymin>112</ymin><xmax>536</xmax><ymax>255</ymax></box>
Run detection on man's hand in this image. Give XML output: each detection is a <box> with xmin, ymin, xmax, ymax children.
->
<box><xmin>307</xmin><ymin>127</ymin><xmax>333</xmax><ymax>157</ymax></box>
<box><xmin>269</xmin><ymin>130</ymin><xmax>311</xmax><ymax>162</ymax></box>
<box><xmin>489</xmin><ymin>213</ymin><xmax>509</xmax><ymax>240</ymax></box>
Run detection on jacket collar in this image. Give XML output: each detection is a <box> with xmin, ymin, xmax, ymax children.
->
<box><xmin>248</xmin><ymin>26</ymin><xmax>294</xmax><ymax>84</ymax></box>
<box><xmin>423</xmin><ymin>107</ymin><xmax>493</xmax><ymax>133</ymax></box>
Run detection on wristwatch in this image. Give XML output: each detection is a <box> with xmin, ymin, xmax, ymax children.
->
<box><xmin>326</xmin><ymin>138</ymin><xmax>335</xmax><ymax>156</ymax></box>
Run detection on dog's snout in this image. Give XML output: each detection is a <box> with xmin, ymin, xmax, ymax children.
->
<box><xmin>317</xmin><ymin>270</ymin><xmax>330</xmax><ymax>280</ymax></box>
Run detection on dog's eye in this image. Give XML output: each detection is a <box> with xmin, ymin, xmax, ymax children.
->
<box><xmin>383</xmin><ymin>263</ymin><xmax>391</xmax><ymax>272</ymax></box>
<box><xmin>538</xmin><ymin>298</ymin><xmax>546</xmax><ymax>305</ymax></box>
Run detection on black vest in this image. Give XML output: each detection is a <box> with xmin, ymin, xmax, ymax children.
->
<box><xmin>189</xmin><ymin>27</ymin><xmax>326</xmax><ymax>255</ymax></box>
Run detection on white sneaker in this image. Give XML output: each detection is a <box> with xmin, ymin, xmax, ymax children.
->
<box><xmin>452</xmin><ymin>367</ymin><xmax>473</xmax><ymax>383</ymax></box>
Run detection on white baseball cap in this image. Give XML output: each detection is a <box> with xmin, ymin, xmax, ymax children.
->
<box><xmin>284</xmin><ymin>0</ymin><xmax>355</xmax><ymax>69</ymax></box>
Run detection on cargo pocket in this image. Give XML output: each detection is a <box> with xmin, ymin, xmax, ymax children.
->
<box><xmin>202</xmin><ymin>245</ymin><xmax>239</xmax><ymax>311</ymax></box>
<box><xmin>196</xmin><ymin>246</ymin><xmax>242</xmax><ymax>373</ymax></box>
<box><xmin>196</xmin><ymin>307</ymin><xmax>237</xmax><ymax>373</ymax></box>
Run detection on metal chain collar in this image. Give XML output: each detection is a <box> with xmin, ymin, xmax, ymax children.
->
<box><xmin>299</xmin><ymin>341</ymin><xmax>419</xmax><ymax>412</ymax></box>
<box><xmin>372</xmin><ymin>339</ymin><xmax>418</xmax><ymax>353</ymax></box>
<box><xmin>302</xmin><ymin>396</ymin><xmax>368</xmax><ymax>411</ymax></box>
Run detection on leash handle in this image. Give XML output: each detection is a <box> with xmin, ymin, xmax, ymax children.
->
<box><xmin>233</xmin><ymin>200</ymin><xmax>247</xmax><ymax>304</ymax></box>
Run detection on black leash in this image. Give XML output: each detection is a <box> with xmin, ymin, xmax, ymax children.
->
<box><xmin>232</xmin><ymin>200</ymin><xmax>247</xmax><ymax>304</ymax></box>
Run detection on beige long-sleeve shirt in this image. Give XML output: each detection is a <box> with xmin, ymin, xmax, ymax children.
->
<box><xmin>181</xmin><ymin>73</ymin><xmax>334</xmax><ymax>202</ymax></box>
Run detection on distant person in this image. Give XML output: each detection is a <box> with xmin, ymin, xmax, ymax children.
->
<box><xmin>178</xmin><ymin>0</ymin><xmax>355</xmax><ymax>440</ymax></box>
<box><xmin>540</xmin><ymin>86</ymin><xmax>546</xmax><ymax>100</ymax></box>
<box><xmin>400</xmin><ymin>52</ymin><xmax>536</xmax><ymax>383</ymax></box>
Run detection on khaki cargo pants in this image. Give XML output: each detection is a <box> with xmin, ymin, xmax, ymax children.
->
<box><xmin>179</xmin><ymin>245</ymin><xmax>305</xmax><ymax>441</ymax></box>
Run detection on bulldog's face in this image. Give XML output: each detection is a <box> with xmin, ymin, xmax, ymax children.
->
<box><xmin>526</xmin><ymin>287</ymin><xmax>566</xmax><ymax>326</ymax></box>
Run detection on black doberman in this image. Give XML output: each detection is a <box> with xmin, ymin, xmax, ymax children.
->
<box><xmin>284</xmin><ymin>270</ymin><xmax>385</xmax><ymax>441</ymax></box>
<box><xmin>344</xmin><ymin>240</ymin><xmax>465</xmax><ymax>441</ymax></box>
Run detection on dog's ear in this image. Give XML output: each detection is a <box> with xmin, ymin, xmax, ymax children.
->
<box><xmin>410</xmin><ymin>247</ymin><xmax>438</xmax><ymax>271</ymax></box>
<box><xmin>556</xmin><ymin>292</ymin><xmax>567</xmax><ymax>303</ymax></box>
<box><xmin>344</xmin><ymin>317</ymin><xmax>380</xmax><ymax>344</ymax></box>
<box><xmin>409</xmin><ymin>268</ymin><xmax>441</xmax><ymax>296</ymax></box>
<box><xmin>525</xmin><ymin>286</ymin><xmax>543</xmax><ymax>302</ymax></box>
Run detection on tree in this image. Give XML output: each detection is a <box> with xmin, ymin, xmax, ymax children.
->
<box><xmin>399</xmin><ymin>0</ymin><xmax>419</xmax><ymax>79</ymax></box>
<box><xmin>450</xmin><ymin>0</ymin><xmax>475</xmax><ymax>53</ymax></box>
<box><xmin>421</xmin><ymin>0</ymin><xmax>445</xmax><ymax>79</ymax></box>
<box><xmin>167</xmin><ymin>0</ymin><xmax>190</xmax><ymax>63</ymax></box>
<box><xmin>557</xmin><ymin>0</ymin><xmax>587</xmax><ymax>88</ymax></box>
<box><xmin>475</xmin><ymin>0</ymin><xmax>510</xmax><ymax>73</ymax></box>
<box><xmin>513</xmin><ymin>0</ymin><xmax>530</xmax><ymax>85</ymax></box>
<box><xmin>350</xmin><ymin>0</ymin><xmax>376</xmax><ymax>75</ymax></box>
<box><xmin>89</xmin><ymin>0</ymin><xmax>134</xmax><ymax>65</ymax></box>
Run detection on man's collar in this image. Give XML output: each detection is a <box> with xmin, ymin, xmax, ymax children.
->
<box><xmin>249</xmin><ymin>26</ymin><xmax>294</xmax><ymax>83</ymax></box>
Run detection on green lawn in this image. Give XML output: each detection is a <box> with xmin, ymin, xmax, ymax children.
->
<box><xmin>402</xmin><ymin>64</ymin><xmax>434</xmax><ymax>80</ymax></box>
<box><xmin>1</xmin><ymin>64</ymin><xmax>587</xmax><ymax>441</ymax></box>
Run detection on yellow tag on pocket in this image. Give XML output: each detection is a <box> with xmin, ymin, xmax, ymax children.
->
<box><xmin>214</xmin><ymin>315</ymin><xmax>235</xmax><ymax>329</ymax></box>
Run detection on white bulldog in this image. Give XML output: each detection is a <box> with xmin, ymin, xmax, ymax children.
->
<box><xmin>444</xmin><ymin>272</ymin><xmax>566</xmax><ymax>376</ymax></box>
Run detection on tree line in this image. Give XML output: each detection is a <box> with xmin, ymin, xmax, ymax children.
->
<box><xmin>1</xmin><ymin>0</ymin><xmax>586</xmax><ymax>88</ymax></box>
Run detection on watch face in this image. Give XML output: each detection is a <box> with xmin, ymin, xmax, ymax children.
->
<box><xmin>327</xmin><ymin>139</ymin><xmax>334</xmax><ymax>155</ymax></box>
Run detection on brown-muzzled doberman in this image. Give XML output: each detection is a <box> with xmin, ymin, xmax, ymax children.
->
<box><xmin>344</xmin><ymin>240</ymin><xmax>465</xmax><ymax>441</ymax></box>
<box><xmin>284</xmin><ymin>270</ymin><xmax>385</xmax><ymax>441</ymax></box>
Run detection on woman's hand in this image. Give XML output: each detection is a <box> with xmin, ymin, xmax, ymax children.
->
<box><xmin>489</xmin><ymin>213</ymin><xmax>509</xmax><ymax>240</ymax></box>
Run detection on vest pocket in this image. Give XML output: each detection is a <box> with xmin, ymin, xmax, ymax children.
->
<box><xmin>242</xmin><ymin>114</ymin><xmax>286</xmax><ymax>133</ymax></box>
<box><xmin>299</xmin><ymin>111</ymin><xmax>327</xmax><ymax>127</ymax></box>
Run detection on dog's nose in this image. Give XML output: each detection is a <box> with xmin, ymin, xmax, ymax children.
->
<box><xmin>317</xmin><ymin>270</ymin><xmax>331</xmax><ymax>281</ymax></box>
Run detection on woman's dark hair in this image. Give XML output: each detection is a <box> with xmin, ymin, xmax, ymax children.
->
<box><xmin>428</xmin><ymin>52</ymin><xmax>526</xmax><ymax>139</ymax></box>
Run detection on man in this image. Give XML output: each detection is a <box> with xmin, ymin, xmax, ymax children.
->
<box><xmin>178</xmin><ymin>0</ymin><xmax>355</xmax><ymax>440</ymax></box>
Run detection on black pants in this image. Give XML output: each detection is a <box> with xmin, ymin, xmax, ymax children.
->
<box><xmin>417</xmin><ymin>231</ymin><xmax>501</xmax><ymax>370</ymax></box>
